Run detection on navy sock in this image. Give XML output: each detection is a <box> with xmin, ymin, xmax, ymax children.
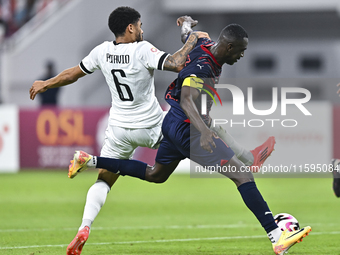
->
<box><xmin>96</xmin><ymin>157</ymin><xmax>147</xmax><ymax>180</ymax></box>
<box><xmin>237</xmin><ymin>181</ymin><xmax>277</xmax><ymax>233</ymax></box>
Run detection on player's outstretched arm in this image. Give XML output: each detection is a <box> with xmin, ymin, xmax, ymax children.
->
<box><xmin>177</xmin><ymin>15</ymin><xmax>198</xmax><ymax>44</ymax></box>
<box><xmin>29</xmin><ymin>65</ymin><xmax>86</xmax><ymax>100</ymax></box>
<box><xmin>163</xmin><ymin>31</ymin><xmax>209</xmax><ymax>72</ymax></box>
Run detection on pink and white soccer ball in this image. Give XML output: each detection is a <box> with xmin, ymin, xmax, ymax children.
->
<box><xmin>274</xmin><ymin>213</ymin><xmax>300</xmax><ymax>232</ymax></box>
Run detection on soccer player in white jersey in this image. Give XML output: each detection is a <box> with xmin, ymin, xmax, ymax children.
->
<box><xmin>30</xmin><ymin>6</ymin><xmax>208</xmax><ymax>255</ymax></box>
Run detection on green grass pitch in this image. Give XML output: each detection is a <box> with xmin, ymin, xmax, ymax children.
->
<box><xmin>0</xmin><ymin>170</ymin><xmax>339</xmax><ymax>255</ymax></box>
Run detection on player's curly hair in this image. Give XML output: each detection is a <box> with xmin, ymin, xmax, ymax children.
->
<box><xmin>108</xmin><ymin>6</ymin><xmax>141</xmax><ymax>37</ymax></box>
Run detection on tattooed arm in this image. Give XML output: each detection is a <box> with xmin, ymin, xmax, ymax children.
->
<box><xmin>163</xmin><ymin>15</ymin><xmax>209</xmax><ymax>72</ymax></box>
<box><xmin>163</xmin><ymin>31</ymin><xmax>209</xmax><ymax>72</ymax></box>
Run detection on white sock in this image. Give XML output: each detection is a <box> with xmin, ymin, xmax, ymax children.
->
<box><xmin>211</xmin><ymin>125</ymin><xmax>254</xmax><ymax>165</ymax></box>
<box><xmin>267</xmin><ymin>227</ymin><xmax>282</xmax><ymax>243</ymax></box>
<box><xmin>79</xmin><ymin>180</ymin><xmax>110</xmax><ymax>230</ymax></box>
<box><xmin>86</xmin><ymin>156</ymin><xmax>97</xmax><ymax>168</ymax></box>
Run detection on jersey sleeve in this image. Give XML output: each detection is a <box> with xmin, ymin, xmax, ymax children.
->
<box><xmin>79</xmin><ymin>44</ymin><xmax>102</xmax><ymax>74</ymax></box>
<box><xmin>136</xmin><ymin>41</ymin><xmax>169</xmax><ymax>71</ymax></box>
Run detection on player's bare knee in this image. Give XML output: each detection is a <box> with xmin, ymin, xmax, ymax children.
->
<box><xmin>145</xmin><ymin>167</ymin><xmax>169</xmax><ymax>183</ymax></box>
<box><xmin>146</xmin><ymin>172</ymin><xmax>168</xmax><ymax>183</ymax></box>
<box><xmin>154</xmin><ymin>174</ymin><xmax>170</xmax><ymax>183</ymax></box>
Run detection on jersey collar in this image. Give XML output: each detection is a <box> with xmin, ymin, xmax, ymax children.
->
<box><xmin>200</xmin><ymin>44</ymin><xmax>221</xmax><ymax>68</ymax></box>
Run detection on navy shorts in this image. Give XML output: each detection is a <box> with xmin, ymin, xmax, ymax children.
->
<box><xmin>155</xmin><ymin>111</ymin><xmax>235</xmax><ymax>167</ymax></box>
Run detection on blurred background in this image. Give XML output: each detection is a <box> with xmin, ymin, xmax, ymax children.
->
<box><xmin>0</xmin><ymin>0</ymin><xmax>340</xmax><ymax>172</ymax></box>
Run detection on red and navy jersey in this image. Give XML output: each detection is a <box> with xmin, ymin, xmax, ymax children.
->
<box><xmin>164</xmin><ymin>37</ymin><xmax>222</xmax><ymax>124</ymax></box>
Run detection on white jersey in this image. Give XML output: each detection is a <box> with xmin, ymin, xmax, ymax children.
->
<box><xmin>79</xmin><ymin>40</ymin><xmax>169</xmax><ymax>128</ymax></box>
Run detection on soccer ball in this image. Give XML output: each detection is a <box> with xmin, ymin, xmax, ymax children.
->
<box><xmin>274</xmin><ymin>213</ymin><xmax>300</xmax><ymax>232</ymax></box>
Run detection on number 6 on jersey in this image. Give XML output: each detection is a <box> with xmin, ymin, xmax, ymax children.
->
<box><xmin>111</xmin><ymin>69</ymin><xmax>134</xmax><ymax>101</ymax></box>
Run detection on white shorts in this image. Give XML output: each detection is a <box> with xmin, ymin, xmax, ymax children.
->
<box><xmin>100</xmin><ymin>122</ymin><xmax>163</xmax><ymax>160</ymax></box>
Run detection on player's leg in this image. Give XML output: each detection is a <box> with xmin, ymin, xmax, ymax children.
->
<box><xmin>83</xmin><ymin>128</ymin><xmax>184</xmax><ymax>183</ymax></box>
<box><xmin>69</xmin><ymin>113</ymin><xmax>187</xmax><ymax>183</ymax></box>
<box><xmin>211</xmin><ymin>124</ymin><xmax>275</xmax><ymax>172</ymax></box>
<box><xmin>224</xmin><ymin>157</ymin><xmax>311</xmax><ymax>254</ymax></box>
<box><xmin>191</xmin><ymin>134</ymin><xmax>311</xmax><ymax>254</ymax></box>
<box><xmin>330</xmin><ymin>158</ymin><xmax>340</xmax><ymax>197</ymax></box>
<box><xmin>67</xmin><ymin>170</ymin><xmax>117</xmax><ymax>255</ymax></box>
<box><xmin>218</xmin><ymin>155</ymin><xmax>280</xmax><ymax>236</ymax></box>
<box><xmin>145</xmin><ymin>160</ymin><xmax>181</xmax><ymax>183</ymax></box>
<box><xmin>78</xmin><ymin>170</ymin><xmax>118</xmax><ymax>229</ymax></box>
<box><xmin>68</xmin><ymin>122</ymin><xmax>164</xmax><ymax>179</ymax></box>
<box><xmin>145</xmin><ymin>129</ymin><xmax>186</xmax><ymax>183</ymax></box>
<box><xmin>210</xmin><ymin>125</ymin><xmax>253</xmax><ymax>165</ymax></box>
<box><xmin>67</xmin><ymin>126</ymin><xmax>144</xmax><ymax>255</ymax></box>
<box><xmin>191</xmin><ymin>135</ymin><xmax>281</xmax><ymax>241</ymax></box>
<box><xmin>191</xmin><ymin>136</ymin><xmax>277</xmax><ymax>236</ymax></box>
<box><xmin>71</xmin><ymin>157</ymin><xmax>180</xmax><ymax>184</ymax></box>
